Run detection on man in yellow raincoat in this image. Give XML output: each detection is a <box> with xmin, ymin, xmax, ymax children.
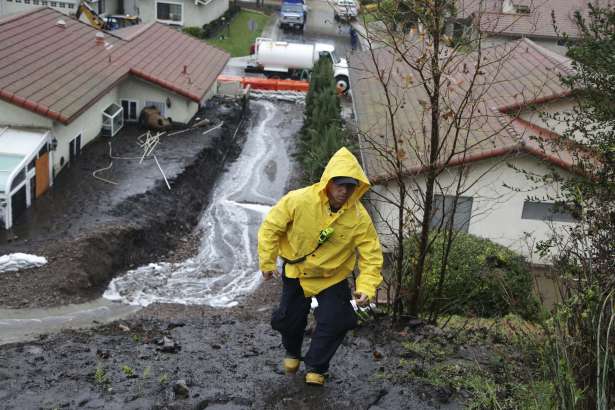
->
<box><xmin>258</xmin><ymin>147</ymin><xmax>383</xmax><ymax>386</ymax></box>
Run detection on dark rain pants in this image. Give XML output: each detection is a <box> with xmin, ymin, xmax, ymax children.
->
<box><xmin>270</xmin><ymin>273</ymin><xmax>358</xmax><ymax>374</ymax></box>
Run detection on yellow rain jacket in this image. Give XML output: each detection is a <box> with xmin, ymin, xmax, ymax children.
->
<box><xmin>258</xmin><ymin>147</ymin><xmax>383</xmax><ymax>299</ymax></box>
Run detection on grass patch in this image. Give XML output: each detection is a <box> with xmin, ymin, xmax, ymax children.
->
<box><xmin>206</xmin><ymin>10</ymin><xmax>273</xmax><ymax>57</ymax></box>
<box><xmin>381</xmin><ymin>315</ymin><xmax>555</xmax><ymax>408</ymax></box>
<box><xmin>358</xmin><ymin>12</ymin><xmax>379</xmax><ymax>25</ymax></box>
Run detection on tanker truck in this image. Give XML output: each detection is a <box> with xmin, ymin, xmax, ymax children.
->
<box><xmin>245</xmin><ymin>38</ymin><xmax>351</xmax><ymax>92</ymax></box>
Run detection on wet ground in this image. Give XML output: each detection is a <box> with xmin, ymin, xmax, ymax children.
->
<box><xmin>0</xmin><ymin>96</ymin><xmax>246</xmax><ymax>309</ymax></box>
<box><xmin>0</xmin><ymin>283</ymin><xmax>460</xmax><ymax>410</ymax></box>
<box><xmin>0</xmin><ymin>95</ymin><xmax>464</xmax><ymax>409</ymax></box>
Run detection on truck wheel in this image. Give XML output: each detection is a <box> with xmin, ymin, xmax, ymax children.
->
<box><xmin>335</xmin><ymin>75</ymin><xmax>350</xmax><ymax>93</ymax></box>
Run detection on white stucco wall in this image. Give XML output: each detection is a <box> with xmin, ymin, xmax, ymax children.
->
<box><xmin>50</xmin><ymin>87</ymin><xmax>119</xmax><ymax>174</ymax></box>
<box><xmin>118</xmin><ymin>77</ymin><xmax>199</xmax><ymax>123</ymax></box>
<box><xmin>370</xmin><ymin>155</ymin><xmax>574</xmax><ymax>263</ymax></box>
<box><xmin>0</xmin><ymin>100</ymin><xmax>53</xmax><ymax>128</ymax></box>
<box><xmin>137</xmin><ymin>0</ymin><xmax>228</xmax><ymax>27</ymax></box>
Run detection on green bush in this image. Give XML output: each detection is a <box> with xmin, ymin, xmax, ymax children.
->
<box><xmin>297</xmin><ymin>58</ymin><xmax>349</xmax><ymax>183</ymax></box>
<box><xmin>404</xmin><ymin>232</ymin><xmax>539</xmax><ymax>319</ymax></box>
<box><xmin>182</xmin><ymin>26</ymin><xmax>205</xmax><ymax>39</ymax></box>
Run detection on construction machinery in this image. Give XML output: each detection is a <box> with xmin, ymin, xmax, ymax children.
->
<box><xmin>74</xmin><ymin>1</ymin><xmax>140</xmax><ymax>31</ymax></box>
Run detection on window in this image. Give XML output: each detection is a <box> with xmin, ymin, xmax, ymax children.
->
<box><xmin>521</xmin><ymin>201</ymin><xmax>577</xmax><ymax>223</ymax></box>
<box><xmin>145</xmin><ymin>100</ymin><xmax>166</xmax><ymax>116</ymax></box>
<box><xmin>38</xmin><ymin>144</ymin><xmax>48</xmax><ymax>157</ymax></box>
<box><xmin>121</xmin><ymin>100</ymin><xmax>139</xmax><ymax>122</ymax></box>
<box><xmin>24</xmin><ymin>0</ymin><xmax>31</xmax><ymax>4</ymax></box>
<box><xmin>41</xmin><ymin>1</ymin><xmax>48</xmax><ymax>5</ymax></box>
<box><xmin>10</xmin><ymin>168</ymin><xmax>25</xmax><ymax>192</ymax></box>
<box><xmin>98</xmin><ymin>0</ymin><xmax>106</xmax><ymax>15</ymax></box>
<box><xmin>67</xmin><ymin>2</ymin><xmax>74</xmax><ymax>8</ymax></box>
<box><xmin>430</xmin><ymin>195</ymin><xmax>473</xmax><ymax>232</ymax></box>
<box><xmin>33</xmin><ymin>0</ymin><xmax>40</xmax><ymax>4</ymax></box>
<box><xmin>50</xmin><ymin>1</ymin><xmax>57</xmax><ymax>6</ymax></box>
<box><xmin>156</xmin><ymin>1</ymin><xmax>183</xmax><ymax>23</ymax></box>
<box><xmin>514</xmin><ymin>4</ymin><xmax>530</xmax><ymax>14</ymax></box>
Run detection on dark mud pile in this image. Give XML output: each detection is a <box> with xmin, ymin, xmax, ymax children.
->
<box><xmin>0</xmin><ymin>97</ymin><xmax>246</xmax><ymax>309</ymax></box>
<box><xmin>0</xmin><ymin>282</ymin><xmax>456</xmax><ymax>410</ymax></box>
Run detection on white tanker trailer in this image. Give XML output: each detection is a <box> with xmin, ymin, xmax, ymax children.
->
<box><xmin>245</xmin><ymin>37</ymin><xmax>351</xmax><ymax>92</ymax></box>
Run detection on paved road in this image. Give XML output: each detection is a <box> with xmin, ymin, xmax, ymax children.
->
<box><xmin>224</xmin><ymin>0</ymin><xmax>355</xmax><ymax>76</ymax></box>
<box><xmin>274</xmin><ymin>0</ymin><xmax>353</xmax><ymax>57</ymax></box>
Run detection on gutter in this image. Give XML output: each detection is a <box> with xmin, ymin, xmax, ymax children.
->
<box><xmin>498</xmin><ymin>91</ymin><xmax>573</xmax><ymax>114</ymax></box>
<box><xmin>369</xmin><ymin>145</ymin><xmax>521</xmax><ymax>185</ymax></box>
<box><xmin>0</xmin><ymin>90</ymin><xmax>70</xmax><ymax>125</ymax></box>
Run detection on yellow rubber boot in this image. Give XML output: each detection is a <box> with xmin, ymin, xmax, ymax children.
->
<box><xmin>305</xmin><ymin>372</ymin><xmax>325</xmax><ymax>386</ymax></box>
<box><xmin>283</xmin><ymin>357</ymin><xmax>300</xmax><ymax>374</ymax></box>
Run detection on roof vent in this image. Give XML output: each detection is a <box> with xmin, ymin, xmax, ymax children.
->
<box><xmin>96</xmin><ymin>32</ymin><xmax>105</xmax><ymax>46</ymax></box>
<box><xmin>56</xmin><ymin>19</ymin><xmax>66</xmax><ymax>28</ymax></box>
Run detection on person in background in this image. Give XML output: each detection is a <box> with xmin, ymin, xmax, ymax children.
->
<box><xmin>258</xmin><ymin>147</ymin><xmax>383</xmax><ymax>386</ymax></box>
<box><xmin>350</xmin><ymin>26</ymin><xmax>358</xmax><ymax>51</ymax></box>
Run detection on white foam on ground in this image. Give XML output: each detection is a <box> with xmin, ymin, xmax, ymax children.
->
<box><xmin>0</xmin><ymin>253</ymin><xmax>47</xmax><ymax>273</ymax></box>
<box><xmin>104</xmin><ymin>101</ymin><xmax>299</xmax><ymax>308</ymax></box>
<box><xmin>249</xmin><ymin>91</ymin><xmax>306</xmax><ymax>103</ymax></box>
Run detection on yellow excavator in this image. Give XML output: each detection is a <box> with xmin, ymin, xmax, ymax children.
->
<box><xmin>74</xmin><ymin>0</ymin><xmax>140</xmax><ymax>31</ymax></box>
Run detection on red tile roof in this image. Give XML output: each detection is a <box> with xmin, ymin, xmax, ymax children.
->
<box><xmin>457</xmin><ymin>0</ymin><xmax>591</xmax><ymax>39</ymax></box>
<box><xmin>349</xmin><ymin>38</ymin><xmax>582</xmax><ymax>181</ymax></box>
<box><xmin>0</xmin><ymin>8</ymin><xmax>229</xmax><ymax>125</ymax></box>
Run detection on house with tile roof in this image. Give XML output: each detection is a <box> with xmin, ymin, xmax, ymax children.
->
<box><xmin>0</xmin><ymin>0</ymin><xmax>119</xmax><ymax>19</ymax></box>
<box><xmin>0</xmin><ymin>0</ymin><xmax>229</xmax><ymax>30</ymax></box>
<box><xmin>126</xmin><ymin>0</ymin><xmax>229</xmax><ymax>28</ymax></box>
<box><xmin>349</xmin><ymin>38</ymin><xmax>584</xmax><ymax>263</ymax></box>
<box><xmin>0</xmin><ymin>7</ymin><xmax>229</xmax><ymax>229</ymax></box>
<box><xmin>454</xmin><ymin>0</ymin><xmax>598</xmax><ymax>55</ymax></box>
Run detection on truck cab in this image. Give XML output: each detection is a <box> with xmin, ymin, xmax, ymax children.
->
<box><xmin>314</xmin><ymin>44</ymin><xmax>350</xmax><ymax>92</ymax></box>
<box><xmin>280</xmin><ymin>0</ymin><xmax>306</xmax><ymax>31</ymax></box>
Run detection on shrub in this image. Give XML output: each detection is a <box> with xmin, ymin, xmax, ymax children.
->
<box><xmin>404</xmin><ymin>232</ymin><xmax>539</xmax><ymax>319</ymax></box>
<box><xmin>182</xmin><ymin>26</ymin><xmax>204</xmax><ymax>39</ymax></box>
<box><xmin>296</xmin><ymin>58</ymin><xmax>349</xmax><ymax>183</ymax></box>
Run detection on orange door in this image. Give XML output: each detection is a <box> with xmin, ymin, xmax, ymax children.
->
<box><xmin>35</xmin><ymin>153</ymin><xmax>49</xmax><ymax>198</ymax></box>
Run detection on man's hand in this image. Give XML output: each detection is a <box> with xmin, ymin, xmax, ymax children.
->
<box><xmin>262</xmin><ymin>271</ymin><xmax>279</xmax><ymax>281</ymax></box>
<box><xmin>353</xmin><ymin>292</ymin><xmax>369</xmax><ymax>307</ymax></box>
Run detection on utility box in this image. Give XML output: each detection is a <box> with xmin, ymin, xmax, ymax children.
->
<box><xmin>102</xmin><ymin>103</ymin><xmax>124</xmax><ymax>137</ymax></box>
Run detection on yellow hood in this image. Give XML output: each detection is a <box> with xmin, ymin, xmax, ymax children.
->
<box><xmin>317</xmin><ymin>147</ymin><xmax>371</xmax><ymax>207</ymax></box>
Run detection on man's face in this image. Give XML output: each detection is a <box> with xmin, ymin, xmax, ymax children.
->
<box><xmin>326</xmin><ymin>181</ymin><xmax>356</xmax><ymax>209</ymax></box>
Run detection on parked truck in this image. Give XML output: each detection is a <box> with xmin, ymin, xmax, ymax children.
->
<box><xmin>279</xmin><ymin>0</ymin><xmax>307</xmax><ymax>31</ymax></box>
<box><xmin>245</xmin><ymin>38</ymin><xmax>351</xmax><ymax>92</ymax></box>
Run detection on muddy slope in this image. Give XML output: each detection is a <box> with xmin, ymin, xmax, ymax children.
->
<box><xmin>0</xmin><ymin>283</ymin><xmax>457</xmax><ymax>410</ymax></box>
<box><xmin>0</xmin><ymin>97</ymin><xmax>246</xmax><ymax>309</ymax></box>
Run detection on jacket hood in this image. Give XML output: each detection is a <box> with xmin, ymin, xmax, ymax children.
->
<box><xmin>318</xmin><ymin>147</ymin><xmax>371</xmax><ymax>205</ymax></box>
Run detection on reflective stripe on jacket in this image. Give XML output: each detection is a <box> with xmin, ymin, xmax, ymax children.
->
<box><xmin>257</xmin><ymin>147</ymin><xmax>383</xmax><ymax>299</ymax></box>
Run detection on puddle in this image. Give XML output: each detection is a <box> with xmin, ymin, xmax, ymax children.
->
<box><xmin>0</xmin><ymin>298</ymin><xmax>139</xmax><ymax>344</ymax></box>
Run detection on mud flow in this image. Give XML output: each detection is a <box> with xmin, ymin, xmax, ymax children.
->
<box><xmin>104</xmin><ymin>100</ymin><xmax>301</xmax><ymax>308</ymax></box>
